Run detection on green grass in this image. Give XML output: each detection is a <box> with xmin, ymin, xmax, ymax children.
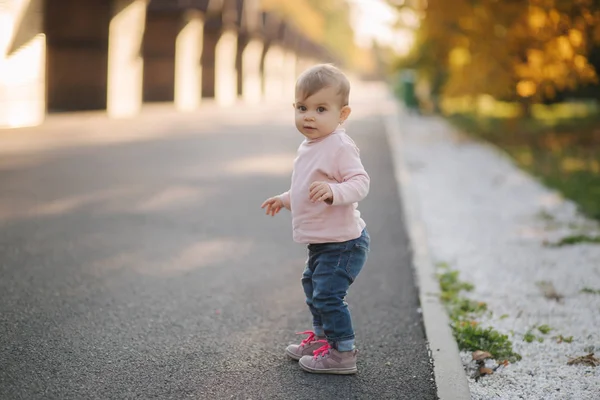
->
<box><xmin>438</xmin><ymin>269</ymin><xmax>475</xmax><ymax>301</ymax></box>
<box><xmin>523</xmin><ymin>324</ymin><xmax>553</xmax><ymax>343</ymax></box>
<box><xmin>581</xmin><ymin>287</ymin><xmax>600</xmax><ymax>295</ymax></box>
<box><xmin>446</xmin><ymin>112</ymin><xmax>600</xmax><ymax>221</ymax></box>
<box><xmin>523</xmin><ymin>328</ymin><xmax>545</xmax><ymax>343</ymax></box>
<box><xmin>454</xmin><ymin>323</ymin><xmax>521</xmax><ymax>362</ymax></box>
<box><xmin>523</xmin><ymin>330</ymin><xmax>537</xmax><ymax>343</ymax></box>
<box><xmin>547</xmin><ymin>234</ymin><xmax>600</xmax><ymax>247</ymax></box>
<box><xmin>436</xmin><ymin>265</ymin><xmax>521</xmax><ymax>362</ymax></box>
<box><xmin>538</xmin><ymin>324</ymin><xmax>552</xmax><ymax>334</ymax></box>
<box><xmin>556</xmin><ymin>335</ymin><xmax>574</xmax><ymax>343</ymax></box>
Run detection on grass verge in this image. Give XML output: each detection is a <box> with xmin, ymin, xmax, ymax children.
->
<box><xmin>581</xmin><ymin>287</ymin><xmax>600</xmax><ymax>295</ymax></box>
<box><xmin>436</xmin><ymin>263</ymin><xmax>522</xmax><ymax>363</ymax></box>
<box><xmin>446</xmin><ymin>113</ymin><xmax>600</xmax><ymax>221</ymax></box>
<box><xmin>546</xmin><ymin>234</ymin><xmax>600</xmax><ymax>247</ymax></box>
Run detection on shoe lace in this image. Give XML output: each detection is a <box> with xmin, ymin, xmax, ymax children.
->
<box><xmin>296</xmin><ymin>330</ymin><xmax>317</xmax><ymax>347</ymax></box>
<box><xmin>312</xmin><ymin>341</ymin><xmax>331</xmax><ymax>359</ymax></box>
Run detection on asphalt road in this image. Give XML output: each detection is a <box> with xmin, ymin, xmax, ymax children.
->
<box><xmin>0</xmin><ymin>104</ymin><xmax>437</xmax><ymax>399</ymax></box>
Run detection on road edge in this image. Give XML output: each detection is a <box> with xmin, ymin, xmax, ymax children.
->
<box><xmin>382</xmin><ymin>97</ymin><xmax>471</xmax><ymax>400</ymax></box>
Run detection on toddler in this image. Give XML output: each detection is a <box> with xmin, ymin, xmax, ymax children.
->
<box><xmin>261</xmin><ymin>64</ymin><xmax>370</xmax><ymax>375</ymax></box>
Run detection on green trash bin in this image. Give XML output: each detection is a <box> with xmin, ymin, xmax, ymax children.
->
<box><xmin>399</xmin><ymin>70</ymin><xmax>419</xmax><ymax>112</ymax></box>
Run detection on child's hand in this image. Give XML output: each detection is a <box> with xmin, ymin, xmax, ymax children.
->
<box><xmin>261</xmin><ymin>196</ymin><xmax>284</xmax><ymax>216</ymax></box>
<box><xmin>309</xmin><ymin>181</ymin><xmax>333</xmax><ymax>203</ymax></box>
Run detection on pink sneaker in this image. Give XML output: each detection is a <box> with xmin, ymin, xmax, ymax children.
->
<box><xmin>285</xmin><ymin>331</ymin><xmax>326</xmax><ymax>361</ymax></box>
<box><xmin>298</xmin><ymin>342</ymin><xmax>358</xmax><ymax>375</ymax></box>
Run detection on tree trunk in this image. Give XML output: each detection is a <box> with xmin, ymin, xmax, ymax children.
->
<box><xmin>519</xmin><ymin>97</ymin><xmax>533</xmax><ymax>119</ymax></box>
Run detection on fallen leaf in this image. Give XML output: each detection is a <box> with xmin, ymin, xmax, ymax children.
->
<box><xmin>472</xmin><ymin>350</ymin><xmax>492</xmax><ymax>361</ymax></box>
<box><xmin>567</xmin><ymin>353</ymin><xmax>599</xmax><ymax>367</ymax></box>
<box><xmin>536</xmin><ymin>281</ymin><xmax>564</xmax><ymax>302</ymax></box>
<box><xmin>479</xmin><ymin>367</ymin><xmax>493</xmax><ymax>375</ymax></box>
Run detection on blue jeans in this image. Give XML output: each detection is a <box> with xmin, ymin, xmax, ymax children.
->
<box><xmin>302</xmin><ymin>229</ymin><xmax>370</xmax><ymax>352</ymax></box>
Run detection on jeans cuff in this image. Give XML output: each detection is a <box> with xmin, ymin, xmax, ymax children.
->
<box><xmin>336</xmin><ymin>338</ymin><xmax>355</xmax><ymax>352</ymax></box>
<box><xmin>313</xmin><ymin>325</ymin><xmax>325</xmax><ymax>337</ymax></box>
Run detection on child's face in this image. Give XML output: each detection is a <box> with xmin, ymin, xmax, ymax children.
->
<box><xmin>293</xmin><ymin>86</ymin><xmax>351</xmax><ymax>140</ymax></box>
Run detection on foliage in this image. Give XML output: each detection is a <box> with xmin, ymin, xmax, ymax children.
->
<box><xmin>260</xmin><ymin>0</ymin><xmax>357</xmax><ymax>65</ymax></box>
<box><xmin>581</xmin><ymin>287</ymin><xmax>600</xmax><ymax>294</ymax></box>
<box><xmin>306</xmin><ymin>0</ymin><xmax>356</xmax><ymax>65</ymax></box>
<box><xmin>391</xmin><ymin>0</ymin><xmax>600</xmax><ymax>112</ymax></box>
<box><xmin>548</xmin><ymin>234</ymin><xmax>600</xmax><ymax>246</ymax></box>
<box><xmin>438</xmin><ymin>269</ymin><xmax>475</xmax><ymax>301</ymax></box>
<box><xmin>436</xmin><ymin>265</ymin><xmax>521</xmax><ymax>362</ymax></box>
<box><xmin>522</xmin><ymin>324</ymin><xmax>551</xmax><ymax>343</ymax></box>
<box><xmin>523</xmin><ymin>330</ymin><xmax>538</xmax><ymax>343</ymax></box>
<box><xmin>556</xmin><ymin>335</ymin><xmax>574</xmax><ymax>343</ymax></box>
<box><xmin>454</xmin><ymin>323</ymin><xmax>522</xmax><ymax>362</ymax></box>
<box><xmin>260</xmin><ymin>0</ymin><xmax>324</xmax><ymax>42</ymax></box>
<box><xmin>447</xmin><ymin>111</ymin><xmax>600</xmax><ymax>221</ymax></box>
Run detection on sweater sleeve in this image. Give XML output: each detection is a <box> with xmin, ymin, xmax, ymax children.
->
<box><xmin>329</xmin><ymin>142</ymin><xmax>370</xmax><ymax>206</ymax></box>
<box><xmin>278</xmin><ymin>190</ymin><xmax>291</xmax><ymax>210</ymax></box>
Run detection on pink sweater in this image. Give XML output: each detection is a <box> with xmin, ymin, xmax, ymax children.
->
<box><xmin>279</xmin><ymin>127</ymin><xmax>369</xmax><ymax>244</ymax></box>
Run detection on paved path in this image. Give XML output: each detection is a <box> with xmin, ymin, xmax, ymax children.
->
<box><xmin>0</xmin><ymin>90</ymin><xmax>437</xmax><ymax>399</ymax></box>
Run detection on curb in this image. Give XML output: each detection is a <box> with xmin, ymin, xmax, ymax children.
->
<box><xmin>382</xmin><ymin>97</ymin><xmax>471</xmax><ymax>400</ymax></box>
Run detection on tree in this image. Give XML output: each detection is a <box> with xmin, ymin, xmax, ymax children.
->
<box><xmin>393</xmin><ymin>0</ymin><xmax>600</xmax><ymax>116</ymax></box>
<box><xmin>260</xmin><ymin>0</ymin><xmax>357</xmax><ymax>66</ymax></box>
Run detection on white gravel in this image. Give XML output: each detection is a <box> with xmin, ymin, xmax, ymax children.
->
<box><xmin>399</xmin><ymin>112</ymin><xmax>600</xmax><ymax>400</ymax></box>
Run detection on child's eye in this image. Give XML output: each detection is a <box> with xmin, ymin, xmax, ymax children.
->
<box><xmin>317</xmin><ymin>106</ymin><xmax>326</xmax><ymax>112</ymax></box>
<box><xmin>297</xmin><ymin>105</ymin><xmax>307</xmax><ymax>111</ymax></box>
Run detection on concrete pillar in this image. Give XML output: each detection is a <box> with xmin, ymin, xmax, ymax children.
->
<box><xmin>282</xmin><ymin>49</ymin><xmax>297</xmax><ymax>100</ymax></box>
<box><xmin>0</xmin><ymin>0</ymin><xmax>46</xmax><ymax>128</ymax></box>
<box><xmin>241</xmin><ymin>38</ymin><xmax>263</xmax><ymax>104</ymax></box>
<box><xmin>263</xmin><ymin>44</ymin><xmax>285</xmax><ymax>102</ymax></box>
<box><xmin>107</xmin><ymin>0</ymin><xmax>147</xmax><ymax>118</ymax></box>
<box><xmin>175</xmin><ymin>11</ymin><xmax>203</xmax><ymax>111</ymax></box>
<box><xmin>214</xmin><ymin>29</ymin><xmax>237</xmax><ymax>106</ymax></box>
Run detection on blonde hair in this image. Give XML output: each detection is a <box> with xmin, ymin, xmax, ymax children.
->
<box><xmin>295</xmin><ymin>64</ymin><xmax>350</xmax><ymax>106</ymax></box>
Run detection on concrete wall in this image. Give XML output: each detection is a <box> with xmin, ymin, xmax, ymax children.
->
<box><xmin>1</xmin><ymin>1</ymin><xmax>322</xmax><ymax>128</ymax></box>
<box><xmin>141</xmin><ymin>9</ymin><xmax>204</xmax><ymax>110</ymax></box>
<box><xmin>0</xmin><ymin>0</ymin><xmax>46</xmax><ymax>128</ymax></box>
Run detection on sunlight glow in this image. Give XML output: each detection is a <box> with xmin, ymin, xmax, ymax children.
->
<box><xmin>137</xmin><ymin>185</ymin><xmax>214</xmax><ymax>212</ymax></box>
<box><xmin>107</xmin><ymin>0</ymin><xmax>146</xmax><ymax>118</ymax></box>
<box><xmin>0</xmin><ymin>0</ymin><xmax>46</xmax><ymax>128</ymax></box>
<box><xmin>349</xmin><ymin>0</ymin><xmax>416</xmax><ymax>55</ymax></box>
<box><xmin>225</xmin><ymin>153</ymin><xmax>295</xmax><ymax>176</ymax></box>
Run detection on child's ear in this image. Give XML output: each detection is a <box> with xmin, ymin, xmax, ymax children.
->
<box><xmin>292</xmin><ymin>103</ymin><xmax>296</xmax><ymax>108</ymax></box>
<box><xmin>340</xmin><ymin>106</ymin><xmax>352</xmax><ymax>123</ymax></box>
